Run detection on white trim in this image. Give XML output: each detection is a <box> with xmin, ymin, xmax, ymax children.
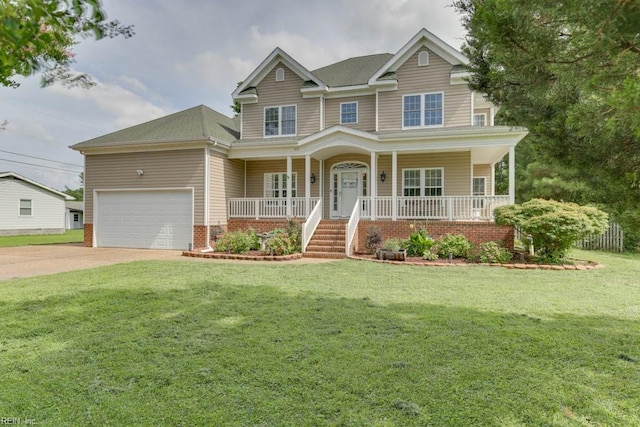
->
<box><xmin>1</xmin><ymin>171</ymin><xmax>74</xmax><ymax>200</ymax></box>
<box><xmin>263</xmin><ymin>104</ymin><xmax>297</xmax><ymax>138</ymax></box>
<box><xmin>472</xmin><ymin>176</ymin><xmax>487</xmax><ymax>196</ymax></box>
<box><xmin>418</xmin><ymin>50</ymin><xmax>429</xmax><ymax>66</ymax></box>
<box><xmin>339</xmin><ymin>101</ymin><xmax>358</xmax><ymax>125</ymax></box>
<box><xmin>18</xmin><ymin>198</ymin><xmax>33</xmax><ymax>217</ymax></box>
<box><xmin>329</xmin><ymin>161</ymin><xmax>369</xmax><ymax>219</ymax></box>
<box><xmin>402</xmin><ymin>92</ymin><xmax>444</xmax><ymax>129</ymax></box>
<box><xmin>204</xmin><ymin>147</ymin><xmax>210</xmax><ymax>227</ymax></box>
<box><xmin>275</xmin><ymin>67</ymin><xmax>285</xmax><ymax>82</ymax></box>
<box><xmin>401</xmin><ymin>167</ymin><xmax>444</xmax><ymax>197</ymax></box>
<box><xmin>473</xmin><ymin>113</ymin><xmax>487</xmax><ymax>127</ymax></box>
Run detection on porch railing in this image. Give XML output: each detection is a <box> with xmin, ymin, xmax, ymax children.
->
<box><xmin>360</xmin><ymin>196</ymin><xmax>511</xmax><ymax>220</ymax></box>
<box><xmin>345</xmin><ymin>199</ymin><xmax>361</xmax><ymax>256</ymax></box>
<box><xmin>228</xmin><ymin>197</ymin><xmax>321</xmax><ymax>219</ymax></box>
<box><xmin>302</xmin><ymin>198</ymin><xmax>323</xmax><ymax>252</ymax></box>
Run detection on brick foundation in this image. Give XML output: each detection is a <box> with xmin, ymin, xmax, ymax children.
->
<box><xmin>84</xmin><ymin>223</ymin><xmax>93</xmax><ymax>247</ymax></box>
<box><xmin>193</xmin><ymin>225</ymin><xmax>209</xmax><ymax>249</ymax></box>
<box><xmin>356</xmin><ymin>220</ymin><xmax>514</xmax><ymax>253</ymax></box>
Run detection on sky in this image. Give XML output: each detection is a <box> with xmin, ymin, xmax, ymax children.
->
<box><xmin>0</xmin><ymin>0</ymin><xmax>466</xmax><ymax>192</ymax></box>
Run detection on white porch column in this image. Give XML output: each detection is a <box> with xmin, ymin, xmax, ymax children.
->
<box><xmin>286</xmin><ymin>155</ymin><xmax>292</xmax><ymax>218</ymax></box>
<box><xmin>305</xmin><ymin>155</ymin><xmax>311</xmax><ymax>218</ymax></box>
<box><xmin>392</xmin><ymin>150</ymin><xmax>398</xmax><ymax>220</ymax></box>
<box><xmin>508</xmin><ymin>146</ymin><xmax>515</xmax><ymax>204</ymax></box>
<box><xmin>370</xmin><ymin>151</ymin><xmax>377</xmax><ymax>220</ymax></box>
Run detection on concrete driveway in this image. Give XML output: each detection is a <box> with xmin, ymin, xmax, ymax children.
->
<box><xmin>0</xmin><ymin>244</ymin><xmax>186</xmax><ymax>281</ymax></box>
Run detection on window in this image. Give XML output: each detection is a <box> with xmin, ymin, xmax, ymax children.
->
<box><xmin>19</xmin><ymin>199</ymin><xmax>32</xmax><ymax>216</ymax></box>
<box><xmin>403</xmin><ymin>168</ymin><xmax>443</xmax><ymax>196</ymax></box>
<box><xmin>473</xmin><ymin>113</ymin><xmax>486</xmax><ymax>126</ymax></box>
<box><xmin>403</xmin><ymin>92</ymin><xmax>443</xmax><ymax>128</ymax></box>
<box><xmin>418</xmin><ymin>51</ymin><xmax>429</xmax><ymax>66</ymax></box>
<box><xmin>473</xmin><ymin>177</ymin><xmax>486</xmax><ymax>209</ymax></box>
<box><xmin>340</xmin><ymin>102</ymin><xmax>358</xmax><ymax>124</ymax></box>
<box><xmin>264</xmin><ymin>173</ymin><xmax>297</xmax><ymax>198</ymax></box>
<box><xmin>275</xmin><ymin>67</ymin><xmax>285</xmax><ymax>82</ymax></box>
<box><xmin>264</xmin><ymin>105</ymin><xmax>296</xmax><ymax>137</ymax></box>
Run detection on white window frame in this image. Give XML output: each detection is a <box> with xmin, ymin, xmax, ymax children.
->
<box><xmin>472</xmin><ymin>176</ymin><xmax>486</xmax><ymax>209</ymax></box>
<box><xmin>19</xmin><ymin>198</ymin><xmax>32</xmax><ymax>216</ymax></box>
<box><xmin>473</xmin><ymin>113</ymin><xmax>487</xmax><ymax>126</ymax></box>
<box><xmin>340</xmin><ymin>101</ymin><xmax>358</xmax><ymax>124</ymax></box>
<box><xmin>402</xmin><ymin>92</ymin><xmax>444</xmax><ymax>129</ymax></box>
<box><xmin>264</xmin><ymin>172</ymin><xmax>297</xmax><ymax>198</ymax></box>
<box><xmin>418</xmin><ymin>50</ymin><xmax>430</xmax><ymax>66</ymax></box>
<box><xmin>402</xmin><ymin>168</ymin><xmax>444</xmax><ymax>197</ymax></box>
<box><xmin>264</xmin><ymin>105</ymin><xmax>297</xmax><ymax>137</ymax></box>
<box><xmin>275</xmin><ymin>67</ymin><xmax>285</xmax><ymax>82</ymax></box>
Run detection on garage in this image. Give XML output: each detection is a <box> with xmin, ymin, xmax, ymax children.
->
<box><xmin>95</xmin><ymin>190</ymin><xmax>193</xmax><ymax>250</ymax></box>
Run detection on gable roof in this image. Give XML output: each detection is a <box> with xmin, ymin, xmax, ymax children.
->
<box><xmin>311</xmin><ymin>53</ymin><xmax>393</xmax><ymax>88</ymax></box>
<box><xmin>369</xmin><ymin>28</ymin><xmax>468</xmax><ymax>85</ymax></box>
<box><xmin>0</xmin><ymin>171</ymin><xmax>74</xmax><ymax>200</ymax></box>
<box><xmin>71</xmin><ymin>105</ymin><xmax>239</xmax><ymax>150</ymax></box>
<box><xmin>233</xmin><ymin>48</ymin><xmax>326</xmax><ymax>99</ymax></box>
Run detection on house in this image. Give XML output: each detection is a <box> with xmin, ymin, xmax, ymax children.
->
<box><xmin>71</xmin><ymin>28</ymin><xmax>527</xmax><ymax>254</ymax></box>
<box><xmin>0</xmin><ymin>171</ymin><xmax>74</xmax><ymax>236</ymax></box>
<box><xmin>65</xmin><ymin>201</ymin><xmax>84</xmax><ymax>230</ymax></box>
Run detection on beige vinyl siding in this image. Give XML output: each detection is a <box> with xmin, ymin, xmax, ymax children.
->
<box><xmin>396</xmin><ymin>152</ymin><xmax>471</xmax><ymax>195</ymax></box>
<box><xmin>378</xmin><ymin>48</ymin><xmax>472</xmax><ymax>131</ymax></box>
<box><xmin>245</xmin><ymin>159</ymin><xmax>320</xmax><ymax>198</ymax></box>
<box><xmin>209</xmin><ymin>151</ymin><xmax>244</xmax><ymax>226</ymax></box>
<box><xmin>85</xmin><ymin>149</ymin><xmax>205</xmax><ymax>224</ymax></box>
<box><xmin>241</xmin><ymin>63</ymin><xmax>321</xmax><ymax>139</ymax></box>
<box><xmin>473</xmin><ymin>164</ymin><xmax>493</xmax><ymax>195</ymax></box>
<box><xmin>325</xmin><ymin>95</ymin><xmax>376</xmax><ymax>131</ymax></box>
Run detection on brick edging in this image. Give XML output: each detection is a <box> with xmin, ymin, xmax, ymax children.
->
<box><xmin>182</xmin><ymin>250</ymin><xmax>302</xmax><ymax>261</ymax></box>
<box><xmin>347</xmin><ymin>255</ymin><xmax>604</xmax><ymax>270</ymax></box>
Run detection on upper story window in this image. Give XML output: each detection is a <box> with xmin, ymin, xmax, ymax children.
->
<box><xmin>403</xmin><ymin>168</ymin><xmax>443</xmax><ymax>196</ymax></box>
<box><xmin>340</xmin><ymin>102</ymin><xmax>358</xmax><ymax>124</ymax></box>
<box><xmin>403</xmin><ymin>92</ymin><xmax>443</xmax><ymax>128</ymax></box>
<box><xmin>264</xmin><ymin>105</ymin><xmax>296</xmax><ymax>137</ymax></box>
<box><xmin>19</xmin><ymin>199</ymin><xmax>32</xmax><ymax>216</ymax></box>
<box><xmin>473</xmin><ymin>113</ymin><xmax>486</xmax><ymax>126</ymax></box>
<box><xmin>275</xmin><ymin>68</ymin><xmax>285</xmax><ymax>82</ymax></box>
<box><xmin>418</xmin><ymin>51</ymin><xmax>429</xmax><ymax>66</ymax></box>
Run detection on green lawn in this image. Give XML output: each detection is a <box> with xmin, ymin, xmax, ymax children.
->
<box><xmin>0</xmin><ymin>229</ymin><xmax>83</xmax><ymax>247</ymax></box>
<box><xmin>1</xmin><ymin>250</ymin><xmax>638</xmax><ymax>426</ymax></box>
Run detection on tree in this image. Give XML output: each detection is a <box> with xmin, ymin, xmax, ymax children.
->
<box><xmin>0</xmin><ymin>0</ymin><xmax>133</xmax><ymax>88</ymax></box>
<box><xmin>453</xmin><ymin>0</ymin><xmax>640</xmax><ymax>233</ymax></box>
<box><xmin>63</xmin><ymin>172</ymin><xmax>83</xmax><ymax>200</ymax></box>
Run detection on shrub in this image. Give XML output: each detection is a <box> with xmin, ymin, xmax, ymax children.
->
<box><xmin>285</xmin><ymin>220</ymin><xmax>302</xmax><ymax>251</ymax></box>
<box><xmin>215</xmin><ymin>231</ymin><xmax>253</xmax><ymax>254</ymax></box>
<box><xmin>365</xmin><ymin>226</ymin><xmax>383</xmax><ymax>254</ymax></box>
<box><xmin>434</xmin><ymin>234</ymin><xmax>473</xmax><ymax>259</ymax></box>
<box><xmin>477</xmin><ymin>241</ymin><xmax>513</xmax><ymax>264</ymax></box>
<box><xmin>402</xmin><ymin>229</ymin><xmax>435</xmax><ymax>257</ymax></box>
<box><xmin>422</xmin><ymin>251</ymin><xmax>439</xmax><ymax>261</ymax></box>
<box><xmin>265</xmin><ymin>233</ymin><xmax>296</xmax><ymax>256</ymax></box>
<box><xmin>246</xmin><ymin>228</ymin><xmax>261</xmax><ymax>251</ymax></box>
<box><xmin>494</xmin><ymin>199</ymin><xmax>609</xmax><ymax>263</ymax></box>
<box><xmin>382</xmin><ymin>238</ymin><xmax>402</xmax><ymax>252</ymax></box>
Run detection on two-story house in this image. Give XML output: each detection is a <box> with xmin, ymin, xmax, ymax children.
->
<box><xmin>71</xmin><ymin>28</ymin><xmax>527</xmax><ymax>254</ymax></box>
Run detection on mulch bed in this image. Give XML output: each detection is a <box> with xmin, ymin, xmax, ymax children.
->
<box><xmin>182</xmin><ymin>249</ymin><xmax>302</xmax><ymax>261</ymax></box>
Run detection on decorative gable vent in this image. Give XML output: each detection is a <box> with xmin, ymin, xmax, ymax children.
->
<box><xmin>418</xmin><ymin>50</ymin><xmax>429</xmax><ymax>67</ymax></box>
<box><xmin>275</xmin><ymin>67</ymin><xmax>285</xmax><ymax>82</ymax></box>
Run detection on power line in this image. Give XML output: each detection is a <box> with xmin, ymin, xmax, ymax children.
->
<box><xmin>6</xmin><ymin>102</ymin><xmax>108</xmax><ymax>133</ymax></box>
<box><xmin>0</xmin><ymin>149</ymin><xmax>83</xmax><ymax>168</ymax></box>
<box><xmin>0</xmin><ymin>157</ymin><xmax>82</xmax><ymax>174</ymax></box>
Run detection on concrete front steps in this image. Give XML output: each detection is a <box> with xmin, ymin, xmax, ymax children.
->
<box><xmin>303</xmin><ymin>220</ymin><xmax>347</xmax><ymax>259</ymax></box>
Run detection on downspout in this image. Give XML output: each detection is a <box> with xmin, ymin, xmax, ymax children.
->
<box><xmin>201</xmin><ymin>146</ymin><xmax>215</xmax><ymax>252</ymax></box>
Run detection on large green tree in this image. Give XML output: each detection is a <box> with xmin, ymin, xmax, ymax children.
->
<box><xmin>0</xmin><ymin>0</ymin><xmax>133</xmax><ymax>88</ymax></box>
<box><xmin>453</xmin><ymin>0</ymin><xmax>640</xmax><ymax>232</ymax></box>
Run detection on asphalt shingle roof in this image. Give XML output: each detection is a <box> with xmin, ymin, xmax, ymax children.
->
<box><xmin>312</xmin><ymin>53</ymin><xmax>394</xmax><ymax>87</ymax></box>
<box><xmin>71</xmin><ymin>105</ymin><xmax>239</xmax><ymax>150</ymax></box>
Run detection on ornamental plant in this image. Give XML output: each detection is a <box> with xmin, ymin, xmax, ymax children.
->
<box><xmin>493</xmin><ymin>199</ymin><xmax>609</xmax><ymax>263</ymax></box>
<box><xmin>402</xmin><ymin>229</ymin><xmax>435</xmax><ymax>257</ymax></box>
<box><xmin>215</xmin><ymin>231</ymin><xmax>253</xmax><ymax>254</ymax></box>
<box><xmin>477</xmin><ymin>241</ymin><xmax>513</xmax><ymax>264</ymax></box>
<box><xmin>434</xmin><ymin>234</ymin><xmax>473</xmax><ymax>259</ymax></box>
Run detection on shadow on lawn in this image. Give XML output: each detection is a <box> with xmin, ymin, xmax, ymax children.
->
<box><xmin>2</xmin><ymin>280</ymin><xmax>639</xmax><ymax>426</ymax></box>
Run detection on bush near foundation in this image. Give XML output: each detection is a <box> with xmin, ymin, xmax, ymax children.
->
<box><xmin>494</xmin><ymin>199</ymin><xmax>609</xmax><ymax>263</ymax></box>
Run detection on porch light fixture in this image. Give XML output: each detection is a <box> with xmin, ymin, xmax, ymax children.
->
<box><xmin>380</xmin><ymin>171</ymin><xmax>386</xmax><ymax>182</ymax></box>
<box><xmin>136</xmin><ymin>169</ymin><xmax>144</xmax><ymax>176</ymax></box>
<box><xmin>310</xmin><ymin>173</ymin><xmax>316</xmax><ymax>184</ymax></box>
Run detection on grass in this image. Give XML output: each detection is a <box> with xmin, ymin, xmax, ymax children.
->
<box><xmin>0</xmin><ymin>229</ymin><xmax>83</xmax><ymax>247</ymax></box>
<box><xmin>0</xmin><ymin>249</ymin><xmax>639</xmax><ymax>426</ymax></box>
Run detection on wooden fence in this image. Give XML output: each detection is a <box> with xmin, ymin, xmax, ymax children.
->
<box><xmin>576</xmin><ymin>222</ymin><xmax>624</xmax><ymax>252</ymax></box>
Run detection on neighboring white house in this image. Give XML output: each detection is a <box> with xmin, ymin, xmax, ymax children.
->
<box><xmin>0</xmin><ymin>171</ymin><xmax>75</xmax><ymax>236</ymax></box>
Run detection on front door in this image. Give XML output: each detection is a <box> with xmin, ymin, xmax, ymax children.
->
<box><xmin>339</xmin><ymin>171</ymin><xmax>360</xmax><ymax>217</ymax></box>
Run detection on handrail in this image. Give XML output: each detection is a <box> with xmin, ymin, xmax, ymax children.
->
<box><xmin>301</xmin><ymin>198</ymin><xmax>323</xmax><ymax>253</ymax></box>
<box><xmin>345</xmin><ymin>198</ymin><xmax>361</xmax><ymax>256</ymax></box>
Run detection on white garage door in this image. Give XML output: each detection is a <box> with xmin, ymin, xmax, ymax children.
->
<box><xmin>96</xmin><ymin>190</ymin><xmax>193</xmax><ymax>250</ymax></box>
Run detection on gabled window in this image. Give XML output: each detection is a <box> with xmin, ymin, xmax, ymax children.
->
<box><xmin>264</xmin><ymin>105</ymin><xmax>296</xmax><ymax>137</ymax></box>
<box><xmin>264</xmin><ymin>173</ymin><xmax>297</xmax><ymax>198</ymax></box>
<box><xmin>403</xmin><ymin>92</ymin><xmax>443</xmax><ymax>128</ymax></box>
<box><xmin>19</xmin><ymin>199</ymin><xmax>32</xmax><ymax>216</ymax></box>
<box><xmin>473</xmin><ymin>113</ymin><xmax>486</xmax><ymax>126</ymax></box>
<box><xmin>340</xmin><ymin>102</ymin><xmax>358</xmax><ymax>124</ymax></box>
<box><xmin>403</xmin><ymin>168</ymin><xmax>443</xmax><ymax>196</ymax></box>
<box><xmin>418</xmin><ymin>51</ymin><xmax>430</xmax><ymax>66</ymax></box>
<box><xmin>275</xmin><ymin>68</ymin><xmax>285</xmax><ymax>82</ymax></box>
